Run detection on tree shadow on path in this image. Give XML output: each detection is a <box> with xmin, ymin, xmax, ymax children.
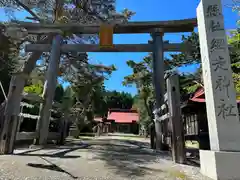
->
<box><xmin>14</xmin><ymin>140</ymin><xmax>89</xmax><ymax>159</ymax></box>
<box><xmin>19</xmin><ymin>140</ymin><xmax>89</xmax><ymax>179</ymax></box>
<box><xmin>27</xmin><ymin>157</ymin><xmax>78</xmax><ymax>179</ymax></box>
<box><xmin>87</xmin><ymin>138</ymin><xmax>171</xmax><ymax>178</ymax></box>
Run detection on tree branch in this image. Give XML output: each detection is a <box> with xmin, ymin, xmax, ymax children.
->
<box><xmin>54</xmin><ymin>0</ymin><xmax>65</xmax><ymax>23</ymax></box>
<box><xmin>14</xmin><ymin>0</ymin><xmax>41</xmax><ymax>22</ymax></box>
<box><xmin>74</xmin><ymin>0</ymin><xmax>106</xmax><ymax>22</ymax></box>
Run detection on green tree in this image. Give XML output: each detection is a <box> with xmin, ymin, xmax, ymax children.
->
<box><xmin>123</xmin><ymin>54</ymin><xmax>156</xmax><ymax>131</ymax></box>
<box><xmin>123</xmin><ymin>30</ymin><xmax>240</xmax><ymax>132</ymax></box>
<box><xmin>0</xmin><ymin>0</ymin><xmax>135</xmax><ymax>124</ymax></box>
<box><xmin>172</xmin><ymin>31</ymin><xmax>240</xmax><ymax>94</ymax></box>
<box><xmin>104</xmin><ymin>90</ymin><xmax>133</xmax><ymax>110</ymax></box>
<box><xmin>54</xmin><ymin>84</ymin><xmax>64</xmax><ymax>103</ymax></box>
<box><xmin>0</xmin><ymin>30</ymin><xmax>19</xmax><ymax>103</ymax></box>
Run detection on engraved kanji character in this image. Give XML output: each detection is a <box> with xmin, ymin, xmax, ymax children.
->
<box><xmin>212</xmin><ymin>56</ymin><xmax>228</xmax><ymax>71</ymax></box>
<box><xmin>217</xmin><ymin>99</ymin><xmax>237</xmax><ymax>119</ymax></box>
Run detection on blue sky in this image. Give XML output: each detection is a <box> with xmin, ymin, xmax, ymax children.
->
<box><xmin>0</xmin><ymin>0</ymin><xmax>239</xmax><ymax>95</ymax></box>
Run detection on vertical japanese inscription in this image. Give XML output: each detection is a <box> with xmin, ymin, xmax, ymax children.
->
<box><xmin>205</xmin><ymin>3</ymin><xmax>238</xmax><ymax>120</ymax></box>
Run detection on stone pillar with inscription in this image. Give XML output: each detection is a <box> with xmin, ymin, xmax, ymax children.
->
<box><xmin>197</xmin><ymin>0</ymin><xmax>240</xmax><ymax>179</ymax></box>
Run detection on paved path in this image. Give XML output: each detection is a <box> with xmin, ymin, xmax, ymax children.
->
<box><xmin>0</xmin><ymin>136</ymin><xmax>211</xmax><ymax>180</ymax></box>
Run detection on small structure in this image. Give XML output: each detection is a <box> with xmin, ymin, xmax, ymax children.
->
<box><xmin>182</xmin><ymin>87</ymin><xmax>240</xmax><ymax>150</ymax></box>
<box><xmin>94</xmin><ymin>109</ymin><xmax>139</xmax><ymax>134</ymax></box>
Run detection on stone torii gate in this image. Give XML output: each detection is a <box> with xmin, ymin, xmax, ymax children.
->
<box><xmin>22</xmin><ymin>18</ymin><xmax>197</xmax><ymax>149</ymax></box>
<box><xmin>23</xmin><ymin>0</ymin><xmax>240</xmax><ymax>177</ymax></box>
<box><xmin>0</xmin><ymin>18</ymin><xmax>196</xmax><ymax>155</ymax></box>
<box><xmin>1</xmin><ymin>0</ymin><xmax>239</xmax><ymax>178</ymax></box>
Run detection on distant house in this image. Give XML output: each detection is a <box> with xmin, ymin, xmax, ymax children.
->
<box><xmin>94</xmin><ymin>108</ymin><xmax>139</xmax><ymax>134</ymax></box>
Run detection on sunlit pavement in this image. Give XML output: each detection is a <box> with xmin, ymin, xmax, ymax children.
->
<box><xmin>0</xmin><ymin>136</ymin><xmax>212</xmax><ymax>180</ymax></box>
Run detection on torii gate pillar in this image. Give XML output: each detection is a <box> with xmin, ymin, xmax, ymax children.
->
<box><xmin>197</xmin><ymin>0</ymin><xmax>240</xmax><ymax>179</ymax></box>
<box><xmin>152</xmin><ymin>30</ymin><xmax>165</xmax><ymax>150</ymax></box>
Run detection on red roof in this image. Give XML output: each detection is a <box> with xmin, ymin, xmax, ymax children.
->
<box><xmin>107</xmin><ymin>111</ymin><xmax>139</xmax><ymax>123</ymax></box>
<box><xmin>190</xmin><ymin>87</ymin><xmax>240</xmax><ymax>103</ymax></box>
<box><xmin>190</xmin><ymin>88</ymin><xmax>205</xmax><ymax>102</ymax></box>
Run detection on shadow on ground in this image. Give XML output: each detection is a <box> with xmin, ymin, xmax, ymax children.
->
<box><xmin>14</xmin><ymin>140</ymin><xmax>90</xmax><ymax>179</ymax></box>
<box><xmin>14</xmin><ymin>139</ymin><xmax>89</xmax><ymax>159</ymax></box>
<box><xmin>86</xmin><ymin>138</ymin><xmax>171</xmax><ymax>178</ymax></box>
<box><xmin>27</xmin><ymin>157</ymin><xmax>78</xmax><ymax>179</ymax></box>
<box><xmin>14</xmin><ymin>137</ymin><xmax>200</xmax><ymax>179</ymax></box>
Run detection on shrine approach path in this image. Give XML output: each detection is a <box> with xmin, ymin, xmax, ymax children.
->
<box><xmin>0</xmin><ymin>135</ymin><xmax>212</xmax><ymax>180</ymax></box>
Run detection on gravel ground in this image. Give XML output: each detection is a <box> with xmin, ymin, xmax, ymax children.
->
<box><xmin>0</xmin><ymin>136</ymin><xmax>212</xmax><ymax>180</ymax></box>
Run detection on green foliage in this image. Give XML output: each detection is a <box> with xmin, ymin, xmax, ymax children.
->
<box><xmin>169</xmin><ymin>32</ymin><xmax>201</xmax><ymax>67</ymax></box>
<box><xmin>231</xmin><ymin>1</ymin><xmax>240</xmax><ymax>26</ymax></box>
<box><xmin>80</xmin><ymin>81</ymin><xmax>134</xmax><ymax>118</ymax></box>
<box><xmin>133</xmin><ymin>95</ymin><xmax>153</xmax><ymax>130</ymax></box>
<box><xmin>54</xmin><ymin>84</ymin><xmax>64</xmax><ymax>103</ymax></box>
<box><xmin>123</xmin><ymin>54</ymin><xmax>156</xmax><ymax>130</ymax></box>
<box><xmin>24</xmin><ymin>81</ymin><xmax>43</xmax><ymax>95</ymax></box>
<box><xmin>228</xmin><ymin>30</ymin><xmax>240</xmax><ymax>73</ymax></box>
<box><xmin>0</xmin><ymin>31</ymin><xmax>19</xmax><ymax>103</ymax></box>
<box><xmin>233</xmin><ymin>73</ymin><xmax>240</xmax><ymax>93</ymax></box>
<box><xmin>1</xmin><ymin>0</ymin><xmax>136</xmax><ymax>135</ymax></box>
<box><xmin>124</xmin><ymin>29</ymin><xmax>240</xmax><ymax>131</ymax></box>
<box><xmin>105</xmin><ymin>90</ymin><xmax>133</xmax><ymax>110</ymax></box>
<box><xmin>91</xmin><ymin>83</ymin><xmax>108</xmax><ymax>117</ymax></box>
<box><xmin>61</xmin><ymin>86</ymin><xmax>75</xmax><ymax>111</ymax></box>
<box><xmin>171</xmin><ymin>30</ymin><xmax>240</xmax><ymax>94</ymax></box>
<box><xmin>228</xmin><ymin>30</ymin><xmax>240</xmax><ymax>93</ymax></box>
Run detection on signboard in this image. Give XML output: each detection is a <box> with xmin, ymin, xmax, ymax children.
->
<box><xmin>99</xmin><ymin>24</ymin><xmax>113</xmax><ymax>48</ymax></box>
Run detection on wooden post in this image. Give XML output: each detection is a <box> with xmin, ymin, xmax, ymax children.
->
<box><xmin>167</xmin><ymin>74</ymin><xmax>185</xmax><ymax>163</ymax></box>
<box><xmin>35</xmin><ymin>35</ymin><xmax>62</xmax><ymax>145</ymax></box>
<box><xmin>17</xmin><ymin>106</ymin><xmax>24</xmax><ymax>133</ymax></box>
<box><xmin>152</xmin><ymin>30</ymin><xmax>165</xmax><ymax>150</ymax></box>
<box><xmin>57</xmin><ymin>114</ymin><xmax>68</xmax><ymax>145</ymax></box>
<box><xmin>0</xmin><ymin>81</ymin><xmax>7</xmax><ymax>100</ymax></box>
<box><xmin>57</xmin><ymin>117</ymin><xmax>64</xmax><ymax>145</ymax></box>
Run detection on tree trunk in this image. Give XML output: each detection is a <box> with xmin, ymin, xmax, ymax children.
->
<box><xmin>57</xmin><ymin>113</ymin><xmax>69</xmax><ymax>145</ymax></box>
<box><xmin>155</xmin><ymin>121</ymin><xmax>163</xmax><ymax>150</ymax></box>
<box><xmin>149</xmin><ymin>122</ymin><xmax>156</xmax><ymax>149</ymax></box>
<box><xmin>0</xmin><ymin>101</ymin><xmax>6</xmax><ymax>134</ymax></box>
<box><xmin>143</xmin><ymin>98</ymin><xmax>153</xmax><ymax>119</ymax></box>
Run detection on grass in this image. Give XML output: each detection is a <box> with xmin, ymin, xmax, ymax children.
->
<box><xmin>168</xmin><ymin>169</ymin><xmax>190</xmax><ymax>180</ymax></box>
<box><xmin>185</xmin><ymin>141</ymin><xmax>199</xmax><ymax>149</ymax></box>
